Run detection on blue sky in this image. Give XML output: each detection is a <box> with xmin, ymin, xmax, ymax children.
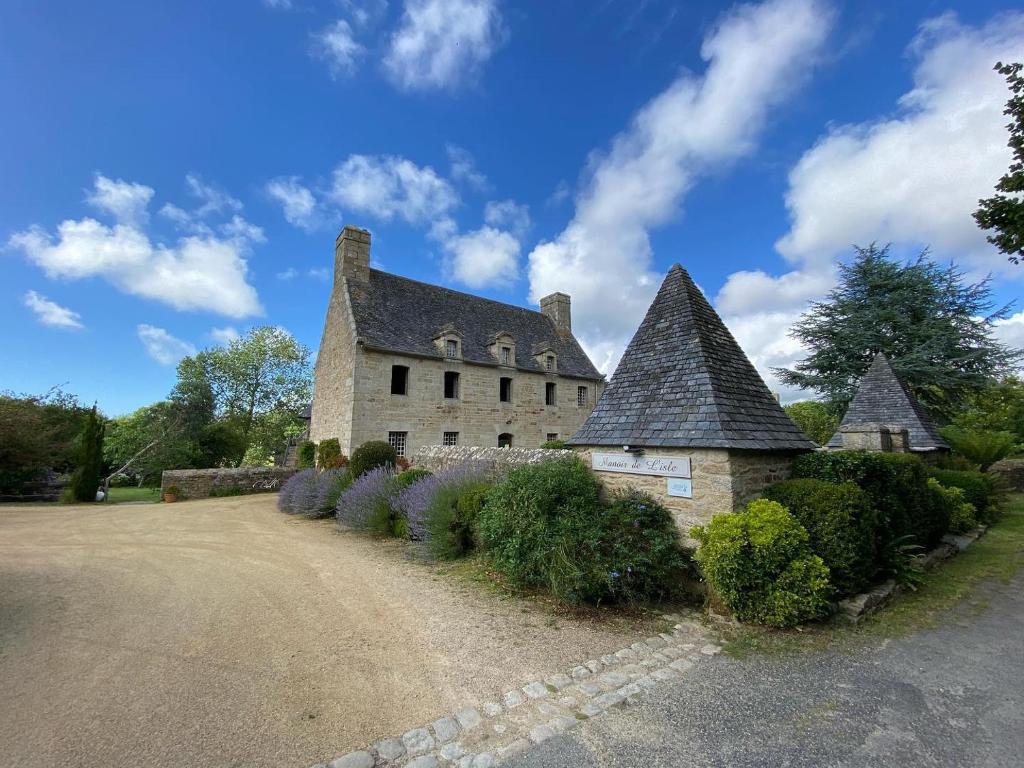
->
<box><xmin>2</xmin><ymin>0</ymin><xmax>1022</xmax><ymax>416</ymax></box>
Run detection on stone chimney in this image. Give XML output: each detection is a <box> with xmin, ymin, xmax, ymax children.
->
<box><xmin>335</xmin><ymin>225</ymin><xmax>371</xmax><ymax>285</ymax></box>
<box><xmin>540</xmin><ymin>292</ymin><xmax>572</xmax><ymax>333</ymax></box>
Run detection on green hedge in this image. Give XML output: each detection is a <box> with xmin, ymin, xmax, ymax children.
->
<box><xmin>477</xmin><ymin>459</ymin><xmax>686</xmax><ymax>604</ymax></box>
<box><xmin>928</xmin><ymin>478</ymin><xmax>977</xmax><ymax>535</ymax></box>
<box><xmin>317</xmin><ymin>438</ymin><xmax>343</xmax><ymax>469</ymax></box>
<box><xmin>426</xmin><ymin>480</ymin><xmax>490</xmax><ymax>560</ymax></box>
<box><xmin>792</xmin><ymin>451</ymin><xmax>949</xmax><ymax>549</ymax></box>
<box><xmin>762</xmin><ymin>478</ymin><xmax>878</xmax><ymax>597</ymax></box>
<box><xmin>928</xmin><ymin>468</ymin><xmax>998</xmax><ymax>525</ymax></box>
<box><xmin>349</xmin><ymin>440</ymin><xmax>397</xmax><ymax>479</ymax></box>
<box><xmin>692</xmin><ymin>499</ymin><xmax>831</xmax><ymax>627</ymax></box>
<box><xmin>297</xmin><ymin>440</ymin><xmax>316</xmax><ymax>469</ymax></box>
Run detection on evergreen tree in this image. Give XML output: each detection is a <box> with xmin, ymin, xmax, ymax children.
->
<box><xmin>974</xmin><ymin>62</ymin><xmax>1024</xmax><ymax>265</ymax></box>
<box><xmin>69</xmin><ymin>405</ymin><xmax>105</xmax><ymax>502</ymax></box>
<box><xmin>775</xmin><ymin>245</ymin><xmax>1020</xmax><ymax>417</ymax></box>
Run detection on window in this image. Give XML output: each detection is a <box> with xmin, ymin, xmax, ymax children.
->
<box><xmin>443</xmin><ymin>431</ymin><xmax>459</xmax><ymax>447</ymax></box>
<box><xmin>545</xmin><ymin>382</ymin><xmax>557</xmax><ymax>406</ymax></box>
<box><xmin>498</xmin><ymin>433</ymin><xmax>513</xmax><ymax>448</ymax></box>
<box><xmin>388</xmin><ymin>431</ymin><xmax>408</xmax><ymax>457</ymax></box>
<box><xmin>445</xmin><ymin>339</ymin><xmax>459</xmax><ymax>358</ymax></box>
<box><xmin>444</xmin><ymin>371</ymin><xmax>460</xmax><ymax>399</ymax></box>
<box><xmin>577</xmin><ymin>386</ymin><xmax>589</xmax><ymax>407</ymax></box>
<box><xmin>546</xmin><ymin>433</ymin><xmax>559</xmax><ymax>442</ymax></box>
<box><xmin>499</xmin><ymin>377</ymin><xmax>513</xmax><ymax>403</ymax></box>
<box><xmin>390</xmin><ymin>365</ymin><xmax>409</xmax><ymax>395</ymax></box>
<box><xmin>501</xmin><ymin>346</ymin><xmax>512</xmax><ymax>366</ymax></box>
<box><xmin>545</xmin><ymin>355</ymin><xmax>554</xmax><ymax>371</ymax></box>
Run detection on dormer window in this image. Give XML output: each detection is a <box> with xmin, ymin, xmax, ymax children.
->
<box><xmin>501</xmin><ymin>346</ymin><xmax>512</xmax><ymax>366</ymax></box>
<box><xmin>445</xmin><ymin>339</ymin><xmax>459</xmax><ymax>359</ymax></box>
<box><xmin>545</xmin><ymin>355</ymin><xmax>554</xmax><ymax>371</ymax></box>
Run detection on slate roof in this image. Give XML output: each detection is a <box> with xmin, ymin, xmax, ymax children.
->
<box><xmin>568</xmin><ymin>264</ymin><xmax>815</xmax><ymax>450</ymax></box>
<box><xmin>826</xmin><ymin>353</ymin><xmax>949</xmax><ymax>451</ymax></box>
<box><xmin>345</xmin><ymin>269</ymin><xmax>603</xmax><ymax>380</ymax></box>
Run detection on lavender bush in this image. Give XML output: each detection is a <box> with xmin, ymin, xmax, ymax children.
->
<box><xmin>277</xmin><ymin>469</ymin><xmax>317</xmax><ymax>514</ymax></box>
<box><xmin>309</xmin><ymin>468</ymin><xmax>351</xmax><ymax>519</ymax></box>
<box><xmin>336</xmin><ymin>465</ymin><xmax>397</xmax><ymax>530</ymax></box>
<box><xmin>393</xmin><ymin>463</ymin><xmax>489</xmax><ymax>541</ymax></box>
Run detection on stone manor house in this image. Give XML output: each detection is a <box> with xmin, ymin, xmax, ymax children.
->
<box><xmin>309</xmin><ymin>226</ymin><xmax>606</xmax><ymax>457</ymax></box>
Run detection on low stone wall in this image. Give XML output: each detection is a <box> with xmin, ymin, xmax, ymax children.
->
<box><xmin>411</xmin><ymin>445</ymin><xmax>574</xmax><ymax>478</ymax></box>
<box><xmin>160</xmin><ymin>467</ymin><xmax>297</xmax><ymax>499</ymax></box>
<box><xmin>990</xmin><ymin>458</ymin><xmax>1024</xmax><ymax>492</ymax></box>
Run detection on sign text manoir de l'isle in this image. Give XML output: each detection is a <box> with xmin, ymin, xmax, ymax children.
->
<box><xmin>590</xmin><ymin>453</ymin><xmax>691</xmax><ymax>479</ymax></box>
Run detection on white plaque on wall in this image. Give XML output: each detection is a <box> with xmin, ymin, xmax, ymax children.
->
<box><xmin>590</xmin><ymin>453</ymin><xmax>691</xmax><ymax>479</ymax></box>
<box><xmin>666</xmin><ymin>478</ymin><xmax>693</xmax><ymax>498</ymax></box>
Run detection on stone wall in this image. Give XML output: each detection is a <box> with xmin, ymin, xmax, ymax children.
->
<box><xmin>411</xmin><ymin>445</ymin><xmax>574</xmax><ymax>478</ymax></box>
<box><xmin>990</xmin><ymin>458</ymin><xmax>1024</xmax><ymax>492</ymax></box>
<box><xmin>160</xmin><ymin>467</ymin><xmax>296</xmax><ymax>499</ymax></box>
<box><xmin>573</xmin><ymin>446</ymin><xmax>798</xmax><ymax>544</ymax></box>
<box><xmin>347</xmin><ymin>347</ymin><xmax>603</xmax><ymax>458</ymax></box>
<box><xmin>309</xmin><ymin>276</ymin><xmax>359</xmax><ymax>451</ymax></box>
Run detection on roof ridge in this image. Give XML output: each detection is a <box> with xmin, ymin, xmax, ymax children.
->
<box><xmin>367</xmin><ymin>268</ymin><xmax>550</xmax><ymax>320</ymax></box>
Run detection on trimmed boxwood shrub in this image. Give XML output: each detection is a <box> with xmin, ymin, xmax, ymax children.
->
<box><xmin>349</xmin><ymin>440</ymin><xmax>397</xmax><ymax>479</ymax></box>
<box><xmin>297</xmin><ymin>440</ymin><xmax>316</xmax><ymax>469</ymax></box>
<box><xmin>928</xmin><ymin>478</ymin><xmax>977</xmax><ymax>535</ymax></box>
<box><xmin>928</xmin><ymin>468</ymin><xmax>998</xmax><ymax>524</ymax></box>
<box><xmin>762</xmin><ymin>478</ymin><xmax>879</xmax><ymax>597</ymax></box>
<box><xmin>792</xmin><ymin>450</ymin><xmax>948</xmax><ymax>549</ymax></box>
<box><xmin>317</xmin><ymin>438</ymin><xmax>342</xmax><ymax>469</ymax></box>
<box><xmin>477</xmin><ymin>459</ymin><xmax>686</xmax><ymax>604</ymax></box>
<box><xmin>692</xmin><ymin>499</ymin><xmax>832</xmax><ymax>627</ymax></box>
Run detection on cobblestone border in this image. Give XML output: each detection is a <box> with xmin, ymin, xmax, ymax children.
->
<box><xmin>311</xmin><ymin>618</ymin><xmax>720</xmax><ymax>768</ymax></box>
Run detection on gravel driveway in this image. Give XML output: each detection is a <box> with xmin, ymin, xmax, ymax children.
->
<box><xmin>0</xmin><ymin>495</ymin><xmax>647</xmax><ymax>768</ymax></box>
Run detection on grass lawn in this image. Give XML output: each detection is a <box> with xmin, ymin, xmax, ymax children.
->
<box><xmin>720</xmin><ymin>493</ymin><xmax>1024</xmax><ymax>658</ymax></box>
<box><xmin>106</xmin><ymin>486</ymin><xmax>162</xmax><ymax>504</ymax></box>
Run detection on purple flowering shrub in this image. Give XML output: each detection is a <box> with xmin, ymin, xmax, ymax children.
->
<box><xmin>393</xmin><ymin>463</ymin><xmax>489</xmax><ymax>541</ymax></box>
<box><xmin>278</xmin><ymin>469</ymin><xmax>317</xmax><ymax>514</ymax></box>
<box><xmin>336</xmin><ymin>466</ymin><xmax>397</xmax><ymax>531</ymax></box>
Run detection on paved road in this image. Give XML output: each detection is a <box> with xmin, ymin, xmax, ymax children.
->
<box><xmin>507</xmin><ymin>575</ymin><xmax>1024</xmax><ymax>768</ymax></box>
<box><xmin>0</xmin><ymin>496</ymin><xmax>645</xmax><ymax>768</ymax></box>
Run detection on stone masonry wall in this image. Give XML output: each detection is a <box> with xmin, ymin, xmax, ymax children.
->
<box><xmin>348</xmin><ymin>347</ymin><xmax>603</xmax><ymax>457</ymax></box>
<box><xmin>309</xmin><ymin>277</ymin><xmax>358</xmax><ymax>450</ymax></box>
<box><xmin>990</xmin><ymin>458</ymin><xmax>1024</xmax><ymax>492</ymax></box>
<box><xmin>161</xmin><ymin>467</ymin><xmax>296</xmax><ymax>499</ymax></box>
<box><xmin>411</xmin><ymin>445</ymin><xmax>574</xmax><ymax>478</ymax></box>
<box><xmin>573</xmin><ymin>446</ymin><xmax>797</xmax><ymax>544</ymax></box>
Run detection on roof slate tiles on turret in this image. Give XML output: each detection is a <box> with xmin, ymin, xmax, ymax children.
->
<box><xmin>568</xmin><ymin>264</ymin><xmax>815</xmax><ymax>450</ymax></box>
<box><xmin>826</xmin><ymin>352</ymin><xmax>949</xmax><ymax>451</ymax></box>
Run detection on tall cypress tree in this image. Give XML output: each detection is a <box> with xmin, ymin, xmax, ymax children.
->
<box><xmin>775</xmin><ymin>245</ymin><xmax>1021</xmax><ymax>417</ymax></box>
<box><xmin>69</xmin><ymin>405</ymin><xmax>105</xmax><ymax>502</ymax></box>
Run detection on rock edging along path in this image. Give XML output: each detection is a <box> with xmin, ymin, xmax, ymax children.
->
<box><xmin>313</xmin><ymin>618</ymin><xmax>722</xmax><ymax>768</ymax></box>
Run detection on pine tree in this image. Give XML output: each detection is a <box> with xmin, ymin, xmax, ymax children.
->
<box><xmin>69</xmin><ymin>405</ymin><xmax>105</xmax><ymax>502</ymax></box>
<box><xmin>974</xmin><ymin>62</ymin><xmax>1024</xmax><ymax>265</ymax></box>
<box><xmin>774</xmin><ymin>245</ymin><xmax>1021</xmax><ymax>417</ymax></box>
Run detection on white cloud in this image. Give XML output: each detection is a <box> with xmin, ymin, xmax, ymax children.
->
<box><xmin>715</xmin><ymin>266</ymin><xmax>836</xmax><ymax>316</ymax></box>
<box><xmin>186</xmin><ymin>174</ymin><xmax>243</xmax><ymax>217</ymax></box>
<box><xmin>137</xmin><ymin>324</ymin><xmax>196</xmax><ymax>365</ymax></box>
<box><xmin>484</xmin><ymin>199</ymin><xmax>530</xmax><ymax>238</ymax></box>
<box><xmin>993</xmin><ymin>311</ymin><xmax>1024</xmax><ymax>352</ymax></box>
<box><xmin>222</xmin><ymin>215</ymin><xmax>266</xmax><ymax>243</ymax></box>
<box><xmin>23</xmin><ymin>290</ymin><xmax>84</xmax><ymax>330</ymax></box>
<box><xmin>86</xmin><ymin>174</ymin><xmax>154</xmax><ymax>226</ymax></box>
<box><xmin>308</xmin><ymin>266</ymin><xmax>331</xmax><ymax>281</ymax></box>
<box><xmin>776</xmin><ymin>12</ymin><xmax>1024</xmax><ymax>278</ymax></box>
<box><xmin>316</xmin><ymin>19</ymin><xmax>365</xmax><ymax>77</ymax></box>
<box><xmin>277</xmin><ymin>267</ymin><xmax>299</xmax><ymax>280</ymax></box>
<box><xmin>447</xmin><ymin>144</ymin><xmax>489</xmax><ymax>191</ymax></box>
<box><xmin>527</xmin><ymin>0</ymin><xmax>832</xmax><ymax>374</ymax></box>
<box><xmin>266</xmin><ymin>176</ymin><xmax>320</xmax><ymax>230</ymax></box>
<box><xmin>10</xmin><ymin>175</ymin><xmax>263</xmax><ymax>319</ymax></box>
<box><xmin>210</xmin><ymin>326</ymin><xmax>240</xmax><ymax>346</ymax></box>
<box><xmin>264</xmin><ymin>0</ymin><xmax>293</xmax><ymax>9</ymax></box>
<box><xmin>328</xmin><ymin>154</ymin><xmax>459</xmax><ymax>225</ymax></box>
<box><xmin>384</xmin><ymin>0</ymin><xmax>505</xmax><ymax>91</ymax></box>
<box><xmin>443</xmin><ymin>225</ymin><xmax>519</xmax><ymax>288</ymax></box>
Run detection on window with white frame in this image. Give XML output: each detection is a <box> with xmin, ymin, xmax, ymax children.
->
<box><xmin>388</xmin><ymin>431</ymin><xmax>408</xmax><ymax>457</ymax></box>
<box><xmin>445</xmin><ymin>339</ymin><xmax>459</xmax><ymax>358</ymax></box>
<box><xmin>546</xmin><ymin>433</ymin><xmax>559</xmax><ymax>442</ymax></box>
<box><xmin>443</xmin><ymin>431</ymin><xmax>459</xmax><ymax>446</ymax></box>
<box><xmin>577</xmin><ymin>386</ymin><xmax>588</xmax><ymax>407</ymax></box>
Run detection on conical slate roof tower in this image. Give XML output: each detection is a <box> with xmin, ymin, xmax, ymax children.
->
<box><xmin>826</xmin><ymin>352</ymin><xmax>948</xmax><ymax>451</ymax></box>
<box><xmin>569</xmin><ymin>264</ymin><xmax>815</xmax><ymax>450</ymax></box>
